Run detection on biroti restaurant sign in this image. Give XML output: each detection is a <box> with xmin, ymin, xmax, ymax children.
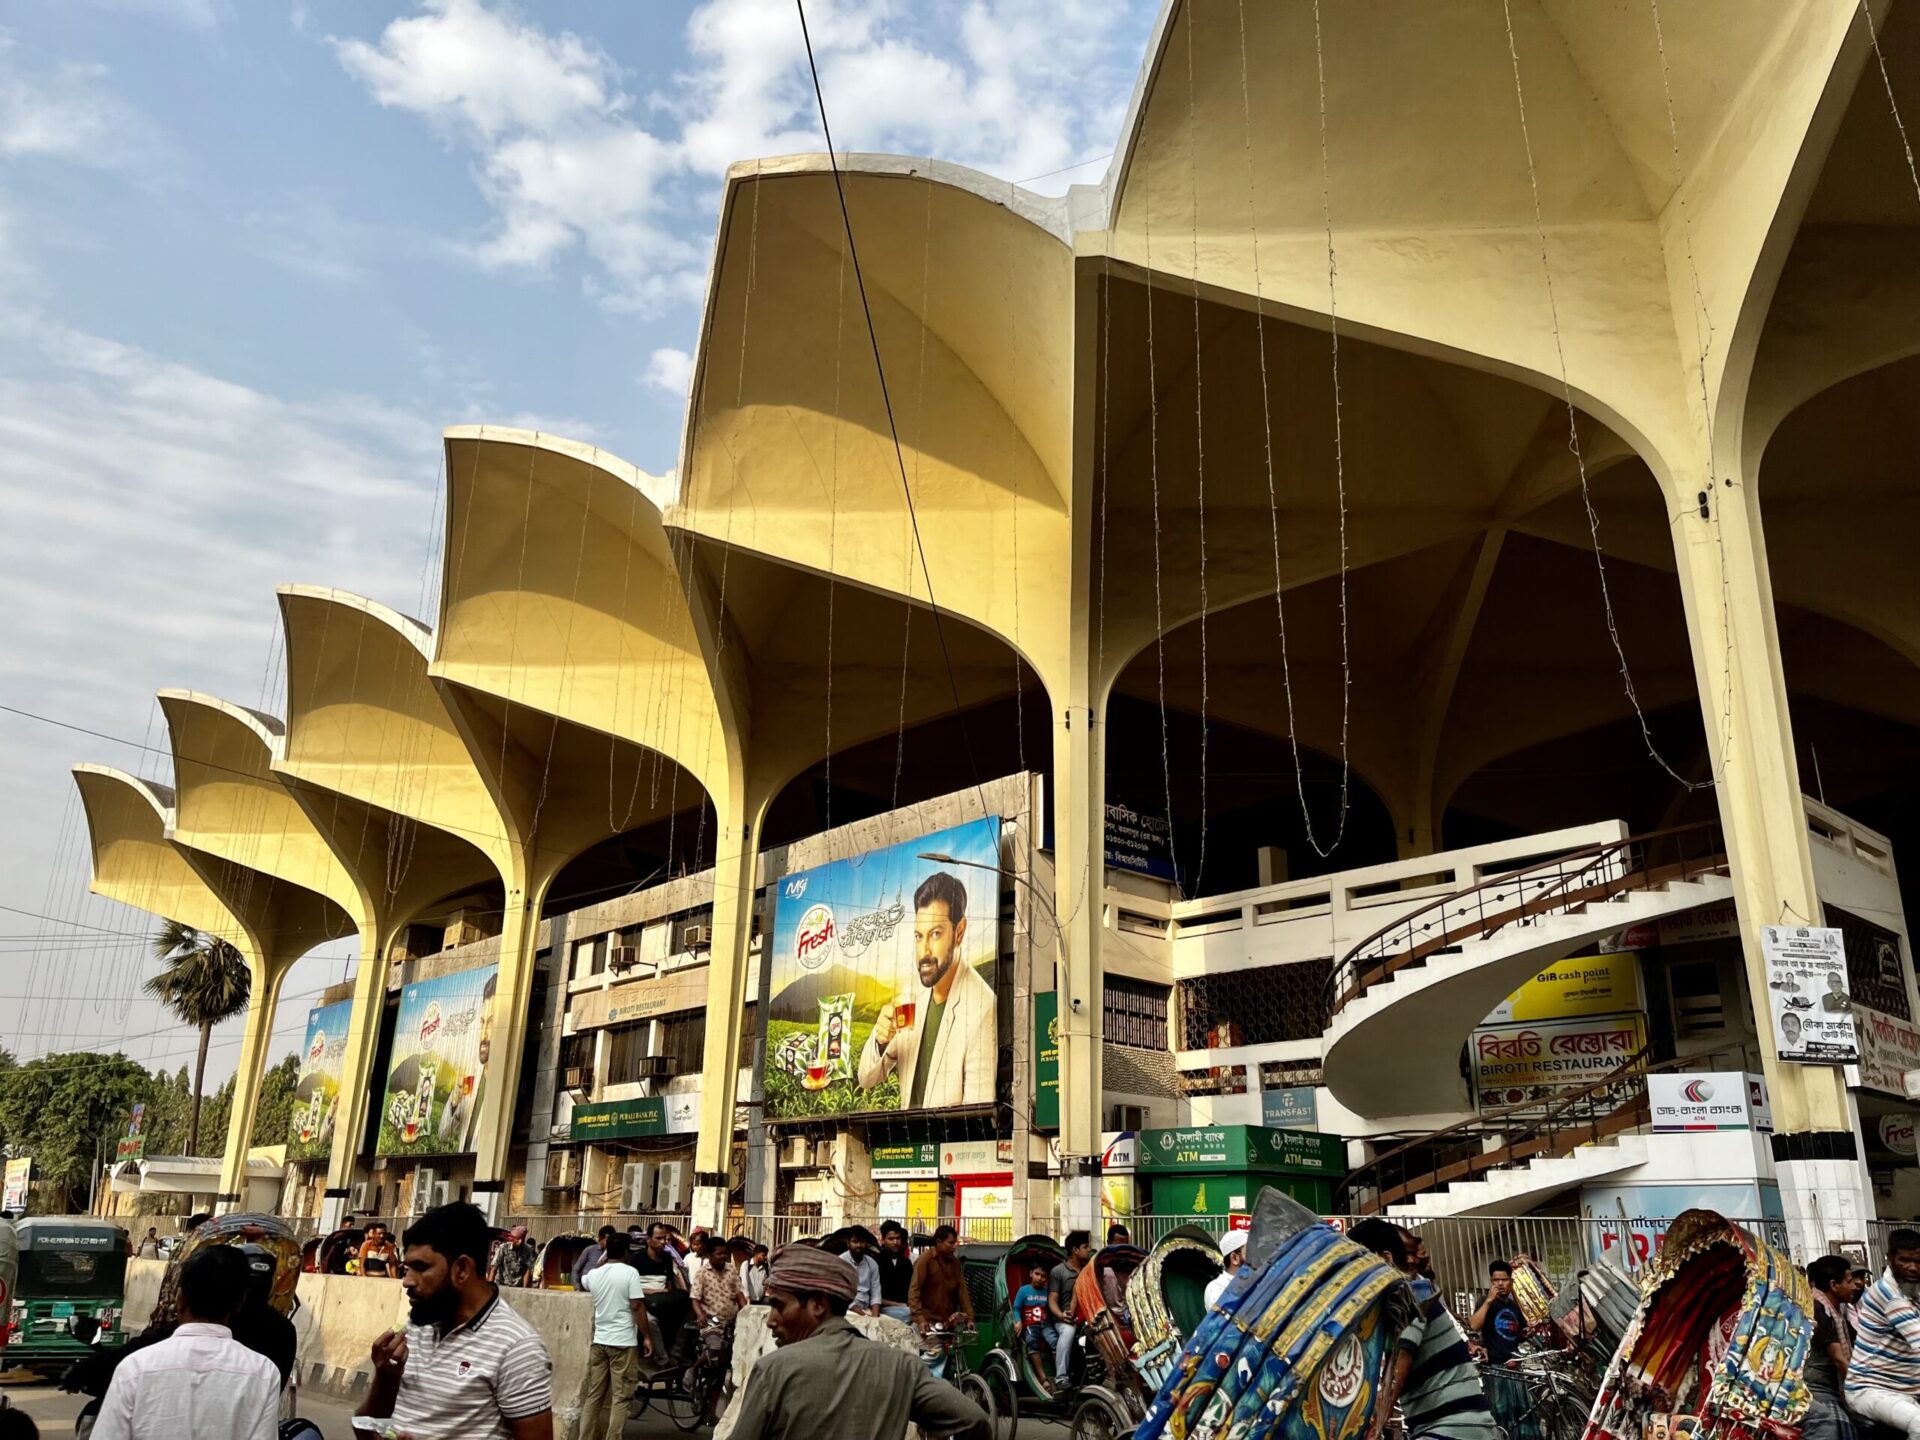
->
<box><xmin>573</xmin><ymin>966</ymin><xmax>709</xmax><ymax>1031</ymax></box>
<box><xmin>1471</xmin><ymin>1014</ymin><xmax>1646</xmax><ymax>1108</ymax></box>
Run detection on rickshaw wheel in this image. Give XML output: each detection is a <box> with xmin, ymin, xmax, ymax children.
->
<box><xmin>957</xmin><ymin>1372</ymin><xmax>997</xmax><ymax>1432</ymax></box>
<box><xmin>1070</xmin><ymin>1393</ymin><xmax>1126</xmax><ymax>1440</ymax></box>
<box><xmin>981</xmin><ymin>1357</ymin><xmax>1020</xmax><ymax>1440</ymax></box>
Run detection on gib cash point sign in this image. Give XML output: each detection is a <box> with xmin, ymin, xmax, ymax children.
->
<box><xmin>377</xmin><ymin>965</ymin><xmax>497</xmax><ymax>1156</ymax></box>
<box><xmin>288</xmin><ymin>998</ymin><xmax>352</xmax><ymax>1161</ymax></box>
<box><xmin>764</xmin><ymin>817</ymin><xmax>1002</xmax><ymax>1120</ymax></box>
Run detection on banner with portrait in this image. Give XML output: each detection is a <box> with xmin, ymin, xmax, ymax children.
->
<box><xmin>288</xmin><ymin>999</ymin><xmax>353</xmax><ymax>1161</ymax></box>
<box><xmin>764</xmin><ymin>817</ymin><xmax>1001</xmax><ymax>1119</ymax></box>
<box><xmin>376</xmin><ymin>965</ymin><xmax>497</xmax><ymax>1156</ymax></box>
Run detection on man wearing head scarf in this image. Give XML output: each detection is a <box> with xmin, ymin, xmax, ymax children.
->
<box><xmin>727</xmin><ymin>1245</ymin><xmax>990</xmax><ymax>1440</ymax></box>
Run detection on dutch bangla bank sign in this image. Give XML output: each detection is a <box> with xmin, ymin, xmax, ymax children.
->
<box><xmin>1648</xmin><ymin>1073</ymin><xmax>1772</xmax><ymax>1133</ymax></box>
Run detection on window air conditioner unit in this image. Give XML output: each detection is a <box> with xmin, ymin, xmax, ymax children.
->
<box><xmin>430</xmin><ymin>1181</ymin><xmax>452</xmax><ymax>1209</ymax></box>
<box><xmin>621</xmin><ymin>1161</ymin><xmax>657</xmax><ymax>1211</ymax></box>
<box><xmin>1110</xmin><ymin>1104</ymin><xmax>1148</xmax><ymax>1132</ymax></box>
<box><xmin>562</xmin><ymin>1065</ymin><xmax>589</xmax><ymax>1092</ymax></box>
<box><xmin>681</xmin><ymin>924</ymin><xmax>712</xmax><ymax>952</ymax></box>
<box><xmin>349</xmin><ymin>1182</ymin><xmax>371</xmax><ymax>1213</ymax></box>
<box><xmin>779</xmin><ymin>1136</ymin><xmax>814</xmax><ymax>1169</ymax></box>
<box><xmin>640</xmin><ymin>1056</ymin><xmax>676</xmax><ymax>1079</ymax></box>
<box><xmin>409</xmin><ymin>1168</ymin><xmax>437</xmax><ymax>1216</ymax></box>
<box><xmin>656</xmin><ymin>1161</ymin><xmax>689</xmax><ymax>1213</ymax></box>
<box><xmin>609</xmin><ymin>945</ymin><xmax>640</xmax><ymax>974</ymax></box>
<box><xmin>548</xmin><ymin>1150</ymin><xmax>577</xmax><ymax>1189</ymax></box>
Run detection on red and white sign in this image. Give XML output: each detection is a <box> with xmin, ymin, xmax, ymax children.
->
<box><xmin>794</xmin><ymin>904</ymin><xmax>835</xmax><ymax>970</ymax></box>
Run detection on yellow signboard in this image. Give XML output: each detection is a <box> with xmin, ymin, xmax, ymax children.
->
<box><xmin>1485</xmin><ymin>952</ymin><xmax>1642</xmax><ymax>1024</ymax></box>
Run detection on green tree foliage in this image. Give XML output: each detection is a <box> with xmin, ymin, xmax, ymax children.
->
<box><xmin>196</xmin><ymin>1054</ymin><xmax>300</xmax><ymax>1156</ymax></box>
<box><xmin>146</xmin><ymin>920</ymin><xmax>250</xmax><ymax>1154</ymax></box>
<box><xmin>0</xmin><ymin>1052</ymin><xmax>152</xmax><ymax>1206</ymax></box>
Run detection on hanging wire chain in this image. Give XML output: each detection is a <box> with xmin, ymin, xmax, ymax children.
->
<box><xmin>1500</xmin><ymin>0</ymin><xmax>1706</xmax><ymax>791</ymax></box>
<box><xmin>1859</xmin><ymin>0</ymin><xmax>1920</xmax><ymax>206</ymax></box>
<box><xmin>1186</xmin><ymin>0</ymin><xmax>1211</xmax><ymax>893</ymax></box>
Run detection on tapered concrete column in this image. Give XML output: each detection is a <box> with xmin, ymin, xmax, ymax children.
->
<box><xmin>1669</xmin><ymin>465</ymin><xmax>1870</xmax><ymax>1252</ymax></box>
<box><xmin>692</xmin><ymin>789</ymin><xmax>763</xmax><ymax>1232</ymax></box>
<box><xmin>319</xmin><ymin>925</ymin><xmax>389</xmax><ymax>1232</ymax></box>
<box><xmin>217</xmin><ymin>959</ymin><xmax>293</xmax><ymax>1213</ymax></box>
<box><xmin>1052</xmin><ymin>699</ymin><xmax>1106</xmax><ymax>1232</ymax></box>
<box><xmin>470</xmin><ymin>869</ymin><xmax>552</xmax><ymax>1223</ymax></box>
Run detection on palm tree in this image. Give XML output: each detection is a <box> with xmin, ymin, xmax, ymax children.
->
<box><xmin>147</xmin><ymin>920</ymin><xmax>250</xmax><ymax>1155</ymax></box>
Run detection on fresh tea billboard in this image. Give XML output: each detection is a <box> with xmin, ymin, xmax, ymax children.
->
<box><xmin>377</xmin><ymin>965</ymin><xmax>497</xmax><ymax>1156</ymax></box>
<box><xmin>765</xmin><ymin>817</ymin><xmax>1001</xmax><ymax>1118</ymax></box>
<box><xmin>288</xmin><ymin>998</ymin><xmax>352</xmax><ymax>1161</ymax></box>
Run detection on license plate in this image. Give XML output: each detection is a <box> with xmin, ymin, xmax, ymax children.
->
<box><xmin>50</xmin><ymin>1303</ymin><xmax>75</xmax><ymax>1318</ymax></box>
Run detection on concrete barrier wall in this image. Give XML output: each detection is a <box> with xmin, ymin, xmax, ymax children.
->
<box><xmin>121</xmin><ymin>1259</ymin><xmax>595</xmax><ymax>1440</ymax></box>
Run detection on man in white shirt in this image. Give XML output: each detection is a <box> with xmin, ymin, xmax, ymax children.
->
<box><xmin>95</xmin><ymin>1245</ymin><xmax>280</xmax><ymax>1440</ymax></box>
<box><xmin>578</xmin><ymin>1232</ymin><xmax>649</xmax><ymax>1440</ymax></box>
<box><xmin>1204</xmin><ymin>1229</ymin><xmax>1251</xmax><ymax>1310</ymax></box>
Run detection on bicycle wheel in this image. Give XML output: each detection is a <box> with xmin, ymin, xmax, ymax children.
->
<box><xmin>958</xmin><ymin>1371</ymin><xmax>997</xmax><ymax>1434</ymax></box>
<box><xmin>982</xmin><ymin>1356</ymin><xmax>1020</xmax><ymax>1440</ymax></box>
<box><xmin>661</xmin><ymin>1381</ymin><xmax>706</xmax><ymax>1432</ymax></box>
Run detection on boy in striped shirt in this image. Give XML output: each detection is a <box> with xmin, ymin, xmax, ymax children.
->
<box><xmin>1350</xmin><ymin>1220</ymin><xmax>1501</xmax><ymax>1440</ymax></box>
<box><xmin>1846</xmin><ymin>1229</ymin><xmax>1920</xmax><ymax>1439</ymax></box>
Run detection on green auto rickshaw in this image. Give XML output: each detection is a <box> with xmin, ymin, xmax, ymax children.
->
<box><xmin>6</xmin><ymin>1218</ymin><xmax>129</xmax><ymax>1371</ymax></box>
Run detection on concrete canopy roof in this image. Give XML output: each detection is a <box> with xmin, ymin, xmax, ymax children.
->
<box><xmin>158</xmin><ymin>690</ymin><xmax>361</xmax><ymax>940</ymax></box>
<box><xmin>677</xmin><ymin>158</ymin><xmax>1077</xmax><ymax>699</ymax></box>
<box><xmin>273</xmin><ymin>584</ymin><xmax>502</xmax><ymax>929</ymax></box>
<box><xmin>431</xmin><ymin>428</ymin><xmax>727</xmax><ymax>877</ymax></box>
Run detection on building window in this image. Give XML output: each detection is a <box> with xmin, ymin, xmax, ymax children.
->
<box><xmin>1177</xmin><ymin>959</ymin><xmax>1332</xmax><ymax>1049</ymax></box>
<box><xmin>605</xmin><ymin>1020</ymin><xmax>648</xmax><ymax>1085</ymax></box>
<box><xmin>590</xmin><ymin>935</ymin><xmax>609</xmax><ymax>977</ymax></box>
<box><xmin>559</xmin><ymin>1031</ymin><xmax>594</xmax><ymax>1077</ymax></box>
<box><xmin>1103</xmin><ymin>976</ymin><xmax>1169</xmax><ymax>1050</ymax></box>
<box><xmin>658</xmin><ymin>1012</ymin><xmax>707</xmax><ymax>1076</ymax></box>
<box><xmin>1829</xmin><ymin>904</ymin><xmax>1909</xmax><ymax>1020</ymax></box>
<box><xmin>1668</xmin><ymin>958</ymin><xmax>1726</xmax><ymax>1037</ymax></box>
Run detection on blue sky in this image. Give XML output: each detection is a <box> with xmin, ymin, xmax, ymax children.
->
<box><xmin>0</xmin><ymin>0</ymin><xmax>1154</xmax><ymax>1082</ymax></box>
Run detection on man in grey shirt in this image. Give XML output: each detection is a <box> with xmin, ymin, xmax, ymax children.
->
<box><xmin>1044</xmin><ymin>1230</ymin><xmax>1090</xmax><ymax>1389</ymax></box>
<box><xmin>729</xmin><ymin>1244</ymin><xmax>988</xmax><ymax>1440</ymax></box>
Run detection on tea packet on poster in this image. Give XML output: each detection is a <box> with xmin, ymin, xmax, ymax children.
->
<box><xmin>817</xmin><ymin>994</ymin><xmax>855</xmax><ymax>1081</ymax></box>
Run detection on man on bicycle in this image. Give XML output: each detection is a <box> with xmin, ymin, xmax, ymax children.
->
<box><xmin>1351</xmin><ymin>1220</ymin><xmax>1499</xmax><ymax>1440</ymax></box>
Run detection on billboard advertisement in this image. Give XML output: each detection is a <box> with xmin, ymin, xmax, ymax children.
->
<box><xmin>115</xmin><ymin>1102</ymin><xmax>147</xmax><ymax>1162</ymax></box>
<box><xmin>288</xmin><ymin>999</ymin><xmax>353</xmax><ymax>1161</ymax></box>
<box><xmin>2</xmin><ymin>1157</ymin><xmax>30</xmax><ymax>1211</ymax></box>
<box><xmin>376</xmin><ymin>965</ymin><xmax>497</xmax><ymax>1156</ymax></box>
<box><xmin>765</xmin><ymin>817</ymin><xmax>1001</xmax><ymax>1118</ymax></box>
<box><xmin>1483</xmin><ymin>952</ymin><xmax>1641</xmax><ymax>1024</ymax></box>
<box><xmin>1470</xmin><ymin>1014</ymin><xmax>1646</xmax><ymax>1110</ymax></box>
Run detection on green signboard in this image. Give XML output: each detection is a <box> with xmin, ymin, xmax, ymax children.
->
<box><xmin>1137</xmin><ymin>1125</ymin><xmax>1344</xmax><ymax>1176</ymax></box>
<box><xmin>569</xmin><ymin>1096</ymin><xmax>671</xmax><ymax>1143</ymax></box>
<box><xmin>870</xmin><ymin>1141</ymin><xmax>940</xmax><ymax>1172</ymax></box>
<box><xmin>1034</xmin><ymin>991</ymin><xmax>1060</xmax><ymax>1131</ymax></box>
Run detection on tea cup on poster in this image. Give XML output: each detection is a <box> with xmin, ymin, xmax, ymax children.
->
<box><xmin>895</xmin><ymin>999</ymin><xmax>917</xmax><ymax>1030</ymax></box>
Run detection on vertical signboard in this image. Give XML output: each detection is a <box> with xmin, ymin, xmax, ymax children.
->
<box><xmin>376</xmin><ymin>965</ymin><xmax>498</xmax><ymax>1156</ymax></box>
<box><xmin>1034</xmin><ymin>991</ymin><xmax>1060</xmax><ymax>1131</ymax></box>
<box><xmin>2</xmin><ymin>1158</ymin><xmax>31</xmax><ymax>1211</ymax></box>
<box><xmin>765</xmin><ymin>817</ymin><xmax>1002</xmax><ymax>1119</ymax></box>
<box><xmin>115</xmin><ymin>1103</ymin><xmax>147</xmax><ymax>1162</ymax></box>
<box><xmin>1762</xmin><ymin>925</ymin><xmax>1858</xmax><ymax>1064</ymax></box>
<box><xmin>289</xmin><ymin>998</ymin><xmax>353</xmax><ymax>1161</ymax></box>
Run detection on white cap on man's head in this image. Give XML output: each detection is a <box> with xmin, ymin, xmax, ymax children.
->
<box><xmin>1219</xmin><ymin>1229</ymin><xmax>1249</xmax><ymax>1259</ymax></box>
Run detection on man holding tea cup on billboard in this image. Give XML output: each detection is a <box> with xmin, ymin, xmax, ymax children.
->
<box><xmin>859</xmin><ymin>872</ymin><xmax>995</xmax><ymax>1108</ymax></box>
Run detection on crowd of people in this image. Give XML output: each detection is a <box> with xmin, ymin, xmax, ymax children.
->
<box><xmin>72</xmin><ymin>1205</ymin><xmax>1920</xmax><ymax>1440</ymax></box>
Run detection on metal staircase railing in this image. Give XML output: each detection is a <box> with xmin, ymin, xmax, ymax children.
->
<box><xmin>1325</xmin><ymin>820</ymin><xmax>1729</xmax><ymax>1019</ymax></box>
<box><xmin>1337</xmin><ymin>1043</ymin><xmax>1742</xmax><ymax>1215</ymax></box>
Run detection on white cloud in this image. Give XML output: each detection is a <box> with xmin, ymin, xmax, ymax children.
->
<box><xmin>642</xmin><ymin>346</ymin><xmax>693</xmax><ymax>400</ymax></box>
<box><xmin>0</xmin><ymin>57</ymin><xmax>147</xmax><ymax>164</ymax></box>
<box><xmin>331</xmin><ymin>0</ymin><xmax>1145</xmax><ymax>313</ymax></box>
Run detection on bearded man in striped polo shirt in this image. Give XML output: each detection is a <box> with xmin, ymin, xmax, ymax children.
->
<box><xmin>1349</xmin><ymin>1219</ymin><xmax>1502</xmax><ymax>1440</ymax></box>
<box><xmin>1847</xmin><ymin>1228</ymin><xmax>1920</xmax><ymax>1438</ymax></box>
<box><xmin>359</xmin><ymin>1202</ymin><xmax>555</xmax><ymax>1440</ymax></box>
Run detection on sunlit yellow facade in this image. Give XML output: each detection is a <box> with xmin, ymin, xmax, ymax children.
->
<box><xmin>68</xmin><ymin>1</ymin><xmax>1920</xmax><ymax>1242</ymax></box>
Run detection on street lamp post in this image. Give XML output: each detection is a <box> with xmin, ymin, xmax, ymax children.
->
<box><xmin>919</xmin><ymin>851</ymin><xmax>1103</xmax><ymax>1230</ymax></box>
